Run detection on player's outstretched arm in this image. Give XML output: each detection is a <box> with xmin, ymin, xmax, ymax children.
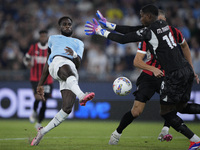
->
<box><xmin>180</xmin><ymin>40</ymin><xmax>199</xmax><ymax>84</ymax></box>
<box><xmin>96</xmin><ymin>10</ymin><xmax>143</xmax><ymax>34</ymax></box>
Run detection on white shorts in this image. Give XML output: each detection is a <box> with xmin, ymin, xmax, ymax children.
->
<box><xmin>49</xmin><ymin>56</ymin><xmax>79</xmax><ymax>91</ymax></box>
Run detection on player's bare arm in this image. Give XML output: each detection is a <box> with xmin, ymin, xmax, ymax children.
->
<box><xmin>181</xmin><ymin>41</ymin><xmax>199</xmax><ymax>84</ymax></box>
<box><xmin>37</xmin><ymin>52</ymin><xmax>50</xmax><ymax>101</ymax></box>
<box><xmin>64</xmin><ymin>46</ymin><xmax>81</xmax><ymax>69</ymax></box>
<box><xmin>134</xmin><ymin>52</ymin><xmax>164</xmax><ymax>78</ymax></box>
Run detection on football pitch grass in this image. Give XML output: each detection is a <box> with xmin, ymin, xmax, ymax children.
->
<box><xmin>0</xmin><ymin>120</ymin><xmax>199</xmax><ymax>150</ymax></box>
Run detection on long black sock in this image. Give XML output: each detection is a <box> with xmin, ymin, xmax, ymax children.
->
<box><xmin>163</xmin><ymin>120</ymin><xmax>170</xmax><ymax>128</ymax></box>
<box><xmin>116</xmin><ymin>111</ymin><xmax>135</xmax><ymax>134</ymax></box>
<box><xmin>162</xmin><ymin>111</ymin><xmax>194</xmax><ymax>139</ymax></box>
<box><xmin>180</xmin><ymin>104</ymin><xmax>200</xmax><ymax>114</ymax></box>
<box><xmin>33</xmin><ymin>100</ymin><xmax>39</xmax><ymax>111</ymax></box>
<box><xmin>38</xmin><ymin>101</ymin><xmax>46</xmax><ymax>123</ymax></box>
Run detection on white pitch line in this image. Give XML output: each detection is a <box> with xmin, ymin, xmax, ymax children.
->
<box><xmin>0</xmin><ymin>136</ymin><xmax>185</xmax><ymax>141</ymax></box>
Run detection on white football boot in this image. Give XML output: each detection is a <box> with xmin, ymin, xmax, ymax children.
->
<box><xmin>31</xmin><ymin>127</ymin><xmax>44</xmax><ymax>146</ymax></box>
<box><xmin>109</xmin><ymin>130</ymin><xmax>122</xmax><ymax>145</ymax></box>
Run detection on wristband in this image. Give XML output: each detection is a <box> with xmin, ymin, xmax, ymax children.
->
<box><xmin>73</xmin><ymin>51</ymin><xmax>78</xmax><ymax>58</ymax></box>
<box><xmin>107</xmin><ymin>22</ymin><xmax>116</xmax><ymax>30</ymax></box>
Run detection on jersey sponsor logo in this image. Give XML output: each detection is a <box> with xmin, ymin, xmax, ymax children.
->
<box><xmin>34</xmin><ymin>56</ymin><xmax>47</xmax><ymax>64</ymax></box>
<box><xmin>136</xmin><ymin>29</ymin><xmax>143</xmax><ymax>36</ymax></box>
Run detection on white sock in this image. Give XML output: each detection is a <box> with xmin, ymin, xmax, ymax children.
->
<box><xmin>66</xmin><ymin>76</ymin><xmax>85</xmax><ymax>100</ymax></box>
<box><xmin>114</xmin><ymin>130</ymin><xmax>121</xmax><ymax>136</ymax></box>
<box><xmin>41</xmin><ymin>109</ymin><xmax>68</xmax><ymax>135</ymax></box>
<box><xmin>161</xmin><ymin>126</ymin><xmax>169</xmax><ymax>134</ymax></box>
<box><xmin>190</xmin><ymin>134</ymin><xmax>200</xmax><ymax>142</ymax></box>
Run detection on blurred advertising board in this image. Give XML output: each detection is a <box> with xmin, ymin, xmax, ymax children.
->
<box><xmin>0</xmin><ymin>81</ymin><xmax>200</xmax><ymax>121</ymax></box>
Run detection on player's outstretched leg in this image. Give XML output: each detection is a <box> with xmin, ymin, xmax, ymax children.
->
<box><xmin>79</xmin><ymin>92</ymin><xmax>95</xmax><ymax>106</ymax></box>
<box><xmin>31</xmin><ymin>127</ymin><xmax>44</xmax><ymax>146</ymax></box>
<box><xmin>109</xmin><ymin>130</ymin><xmax>122</xmax><ymax>145</ymax></box>
<box><xmin>35</xmin><ymin>122</ymin><xmax>42</xmax><ymax>130</ymax></box>
<box><xmin>188</xmin><ymin>141</ymin><xmax>200</xmax><ymax>150</ymax></box>
<box><xmin>158</xmin><ymin>126</ymin><xmax>173</xmax><ymax>142</ymax></box>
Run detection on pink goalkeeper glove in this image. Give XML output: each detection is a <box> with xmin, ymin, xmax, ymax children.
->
<box><xmin>85</xmin><ymin>18</ymin><xmax>110</xmax><ymax>37</ymax></box>
<box><xmin>96</xmin><ymin>10</ymin><xmax>116</xmax><ymax>30</ymax></box>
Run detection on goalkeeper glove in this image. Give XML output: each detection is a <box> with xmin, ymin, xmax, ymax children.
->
<box><xmin>96</xmin><ymin>10</ymin><xmax>116</xmax><ymax>30</ymax></box>
<box><xmin>85</xmin><ymin>18</ymin><xmax>110</xmax><ymax>38</ymax></box>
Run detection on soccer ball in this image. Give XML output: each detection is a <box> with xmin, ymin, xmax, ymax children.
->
<box><xmin>113</xmin><ymin>77</ymin><xmax>132</xmax><ymax>96</ymax></box>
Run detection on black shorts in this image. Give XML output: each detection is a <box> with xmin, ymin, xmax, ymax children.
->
<box><xmin>133</xmin><ymin>72</ymin><xmax>163</xmax><ymax>103</ymax></box>
<box><xmin>160</xmin><ymin>64</ymin><xmax>194</xmax><ymax>105</ymax></box>
<box><xmin>31</xmin><ymin>81</ymin><xmax>53</xmax><ymax>98</ymax></box>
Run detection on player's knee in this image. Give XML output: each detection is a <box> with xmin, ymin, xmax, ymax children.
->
<box><xmin>131</xmin><ymin>108</ymin><xmax>143</xmax><ymax>118</ymax></box>
<box><xmin>58</xmin><ymin>65</ymin><xmax>75</xmax><ymax>80</ymax></box>
<box><xmin>160</xmin><ymin>104</ymin><xmax>176</xmax><ymax>116</ymax></box>
<box><xmin>62</xmin><ymin>106</ymin><xmax>72</xmax><ymax>114</ymax></box>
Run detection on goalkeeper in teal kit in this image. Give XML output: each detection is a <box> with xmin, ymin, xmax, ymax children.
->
<box><xmin>31</xmin><ymin>16</ymin><xmax>95</xmax><ymax>146</ymax></box>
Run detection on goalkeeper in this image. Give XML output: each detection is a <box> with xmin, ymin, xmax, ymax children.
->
<box><xmin>85</xmin><ymin>8</ymin><xmax>200</xmax><ymax>148</ymax></box>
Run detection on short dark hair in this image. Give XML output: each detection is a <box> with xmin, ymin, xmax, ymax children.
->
<box><xmin>141</xmin><ymin>4</ymin><xmax>158</xmax><ymax>17</ymax></box>
<box><xmin>58</xmin><ymin>16</ymin><xmax>73</xmax><ymax>26</ymax></box>
<box><xmin>39</xmin><ymin>30</ymin><xmax>48</xmax><ymax>34</ymax></box>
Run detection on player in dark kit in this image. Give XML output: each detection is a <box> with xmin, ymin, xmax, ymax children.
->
<box><xmin>23</xmin><ymin>30</ymin><xmax>53</xmax><ymax>130</ymax></box>
<box><xmin>85</xmin><ymin>5</ymin><xmax>200</xmax><ymax>150</ymax></box>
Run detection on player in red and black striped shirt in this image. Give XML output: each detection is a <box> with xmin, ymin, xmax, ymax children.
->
<box><xmin>85</xmin><ymin>9</ymin><xmax>200</xmax><ymax>146</ymax></box>
<box><xmin>106</xmin><ymin>9</ymin><xmax>200</xmax><ymax>145</ymax></box>
<box><xmin>23</xmin><ymin>30</ymin><xmax>53</xmax><ymax>130</ymax></box>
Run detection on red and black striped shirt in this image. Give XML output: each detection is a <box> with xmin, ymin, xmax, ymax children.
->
<box><xmin>26</xmin><ymin>42</ymin><xmax>53</xmax><ymax>84</ymax></box>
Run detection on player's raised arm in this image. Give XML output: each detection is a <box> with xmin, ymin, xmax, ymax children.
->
<box><xmin>85</xmin><ymin>18</ymin><xmax>151</xmax><ymax>44</ymax></box>
<box><xmin>96</xmin><ymin>10</ymin><xmax>144</xmax><ymax>34</ymax></box>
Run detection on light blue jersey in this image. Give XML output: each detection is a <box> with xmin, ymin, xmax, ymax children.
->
<box><xmin>47</xmin><ymin>35</ymin><xmax>84</xmax><ymax>64</ymax></box>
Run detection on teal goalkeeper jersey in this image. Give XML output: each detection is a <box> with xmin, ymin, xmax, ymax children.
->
<box><xmin>47</xmin><ymin>35</ymin><xmax>84</xmax><ymax>65</ymax></box>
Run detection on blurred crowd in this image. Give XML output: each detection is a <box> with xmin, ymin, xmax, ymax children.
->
<box><xmin>0</xmin><ymin>0</ymin><xmax>200</xmax><ymax>81</ymax></box>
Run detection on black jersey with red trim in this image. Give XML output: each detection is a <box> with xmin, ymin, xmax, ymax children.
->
<box><xmin>146</xmin><ymin>20</ymin><xmax>187</xmax><ymax>73</ymax></box>
<box><xmin>137</xmin><ymin>25</ymin><xmax>185</xmax><ymax>76</ymax></box>
<box><xmin>108</xmin><ymin>20</ymin><xmax>188</xmax><ymax>74</ymax></box>
<box><xmin>26</xmin><ymin>42</ymin><xmax>53</xmax><ymax>84</ymax></box>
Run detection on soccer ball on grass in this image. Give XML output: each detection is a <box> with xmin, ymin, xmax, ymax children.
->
<box><xmin>113</xmin><ymin>77</ymin><xmax>132</xmax><ymax>96</ymax></box>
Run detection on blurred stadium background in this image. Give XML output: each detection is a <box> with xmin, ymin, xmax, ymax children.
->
<box><xmin>0</xmin><ymin>0</ymin><xmax>200</xmax><ymax>122</ymax></box>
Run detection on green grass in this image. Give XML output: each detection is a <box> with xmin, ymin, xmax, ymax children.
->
<box><xmin>0</xmin><ymin>120</ymin><xmax>199</xmax><ymax>150</ymax></box>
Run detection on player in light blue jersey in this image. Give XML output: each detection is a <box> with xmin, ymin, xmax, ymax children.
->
<box><xmin>31</xmin><ymin>16</ymin><xmax>95</xmax><ymax>146</ymax></box>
